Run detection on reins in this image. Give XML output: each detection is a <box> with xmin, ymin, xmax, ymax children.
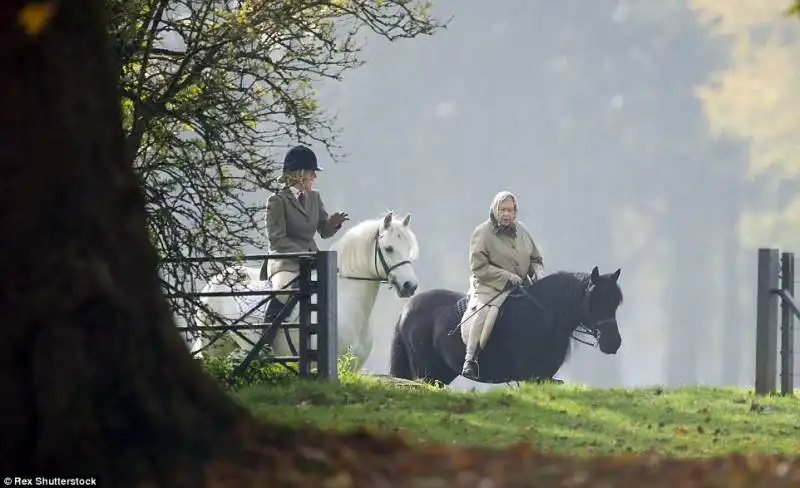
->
<box><xmin>448</xmin><ymin>278</ymin><xmax>603</xmax><ymax>348</ymax></box>
<box><xmin>446</xmin><ymin>286</ymin><xmax>510</xmax><ymax>336</ymax></box>
<box><xmin>516</xmin><ymin>282</ymin><xmax>602</xmax><ymax>347</ymax></box>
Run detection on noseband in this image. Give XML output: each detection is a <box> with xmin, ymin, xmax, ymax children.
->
<box><xmin>338</xmin><ymin>229</ymin><xmax>413</xmax><ymax>288</ymax></box>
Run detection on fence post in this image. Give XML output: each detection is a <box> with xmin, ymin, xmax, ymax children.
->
<box><xmin>315</xmin><ymin>250</ymin><xmax>338</xmax><ymax>381</ymax></box>
<box><xmin>780</xmin><ymin>252</ymin><xmax>795</xmax><ymax>396</ymax></box>
<box><xmin>297</xmin><ymin>256</ymin><xmax>312</xmax><ymax>378</ymax></box>
<box><xmin>755</xmin><ymin>248</ymin><xmax>780</xmax><ymax>396</ymax></box>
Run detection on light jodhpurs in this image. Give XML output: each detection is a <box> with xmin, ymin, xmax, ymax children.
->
<box><xmin>460</xmin><ymin>288</ymin><xmax>512</xmax><ymax>356</ymax></box>
<box><xmin>269</xmin><ymin>269</ymin><xmax>299</xmax><ymax>304</ymax></box>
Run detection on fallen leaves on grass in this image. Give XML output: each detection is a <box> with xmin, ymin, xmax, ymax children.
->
<box><xmin>673</xmin><ymin>425</ymin><xmax>689</xmax><ymax>435</ymax></box>
<box><xmin>446</xmin><ymin>400</ymin><xmax>475</xmax><ymax>413</ymax></box>
<box><xmin>218</xmin><ymin>421</ymin><xmax>800</xmax><ymax>488</ymax></box>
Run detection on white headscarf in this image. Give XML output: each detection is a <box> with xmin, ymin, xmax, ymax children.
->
<box><xmin>488</xmin><ymin>190</ymin><xmax>518</xmax><ymax>235</ymax></box>
<box><xmin>489</xmin><ymin>190</ymin><xmax>518</xmax><ymax>220</ymax></box>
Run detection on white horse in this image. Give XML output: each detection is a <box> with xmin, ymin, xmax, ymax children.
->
<box><xmin>188</xmin><ymin>211</ymin><xmax>420</xmax><ymax>371</ymax></box>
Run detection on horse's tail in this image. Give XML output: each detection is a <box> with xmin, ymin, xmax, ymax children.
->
<box><xmin>389</xmin><ymin>315</ymin><xmax>414</xmax><ymax>380</ymax></box>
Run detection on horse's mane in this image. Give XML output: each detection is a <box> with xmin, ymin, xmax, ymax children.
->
<box><xmin>522</xmin><ymin>271</ymin><xmax>591</xmax><ymax>307</ymax></box>
<box><xmin>526</xmin><ymin>271</ymin><xmax>623</xmax><ymax>309</ymax></box>
<box><xmin>331</xmin><ymin>214</ymin><xmax>419</xmax><ymax>277</ymax></box>
<box><xmin>517</xmin><ymin>270</ymin><xmax>623</xmax><ymax>359</ymax></box>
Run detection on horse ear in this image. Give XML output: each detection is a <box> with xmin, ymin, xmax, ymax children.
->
<box><xmin>590</xmin><ymin>266</ymin><xmax>600</xmax><ymax>283</ymax></box>
<box><xmin>401</xmin><ymin>213</ymin><xmax>411</xmax><ymax>226</ymax></box>
<box><xmin>383</xmin><ymin>212</ymin><xmax>393</xmax><ymax>229</ymax></box>
<box><xmin>611</xmin><ymin>268</ymin><xmax>621</xmax><ymax>282</ymax></box>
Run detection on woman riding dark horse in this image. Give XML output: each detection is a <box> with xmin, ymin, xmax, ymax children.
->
<box><xmin>389</xmin><ymin>265</ymin><xmax>624</xmax><ymax>386</ymax></box>
<box><xmin>459</xmin><ymin>190</ymin><xmax>546</xmax><ymax>380</ymax></box>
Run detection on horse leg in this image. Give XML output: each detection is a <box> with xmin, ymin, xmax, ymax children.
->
<box><xmin>338</xmin><ymin>317</ymin><xmax>371</xmax><ymax>373</ymax></box>
<box><xmin>421</xmin><ymin>367</ymin><xmax>457</xmax><ymax>387</ymax></box>
<box><xmin>189</xmin><ymin>332</ymin><xmax>206</xmax><ymax>359</ymax></box>
<box><xmin>389</xmin><ymin>328</ymin><xmax>415</xmax><ymax>380</ymax></box>
<box><xmin>418</xmin><ymin>348</ymin><xmax>459</xmax><ymax>386</ymax></box>
<box><xmin>529</xmin><ymin>377</ymin><xmax>565</xmax><ymax>385</ymax></box>
<box><xmin>388</xmin><ymin>329</ymin><xmax>455</xmax><ymax>385</ymax></box>
<box><xmin>420</xmin><ymin>377</ymin><xmax>449</xmax><ymax>389</ymax></box>
<box><xmin>346</xmin><ymin>337</ymin><xmax>371</xmax><ymax>373</ymax></box>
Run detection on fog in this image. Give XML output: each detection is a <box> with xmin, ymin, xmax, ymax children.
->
<box><xmin>236</xmin><ymin>0</ymin><xmax>800</xmax><ymax>390</ymax></box>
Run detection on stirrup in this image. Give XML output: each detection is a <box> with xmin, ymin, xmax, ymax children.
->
<box><xmin>462</xmin><ymin>358</ymin><xmax>479</xmax><ymax>379</ymax></box>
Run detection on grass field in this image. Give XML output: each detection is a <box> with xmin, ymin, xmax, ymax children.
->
<box><xmin>235</xmin><ymin>374</ymin><xmax>800</xmax><ymax>458</ymax></box>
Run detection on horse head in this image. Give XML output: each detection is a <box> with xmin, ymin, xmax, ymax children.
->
<box><xmin>335</xmin><ymin>211</ymin><xmax>420</xmax><ymax>298</ymax></box>
<box><xmin>376</xmin><ymin>211</ymin><xmax>420</xmax><ymax>298</ymax></box>
<box><xmin>582</xmin><ymin>266</ymin><xmax>623</xmax><ymax>354</ymax></box>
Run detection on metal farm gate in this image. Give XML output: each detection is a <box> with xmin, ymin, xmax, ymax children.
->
<box><xmin>160</xmin><ymin>250</ymin><xmax>338</xmax><ymax>381</ymax></box>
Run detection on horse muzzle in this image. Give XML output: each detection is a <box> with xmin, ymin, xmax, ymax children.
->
<box><xmin>392</xmin><ymin>278</ymin><xmax>418</xmax><ymax>298</ymax></box>
<box><xmin>595</xmin><ymin>319</ymin><xmax>621</xmax><ymax>354</ymax></box>
<box><xmin>599</xmin><ymin>340</ymin><xmax>620</xmax><ymax>354</ymax></box>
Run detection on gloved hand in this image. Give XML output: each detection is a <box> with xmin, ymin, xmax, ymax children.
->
<box><xmin>506</xmin><ymin>274</ymin><xmax>523</xmax><ymax>289</ymax></box>
<box><xmin>328</xmin><ymin>211</ymin><xmax>350</xmax><ymax>228</ymax></box>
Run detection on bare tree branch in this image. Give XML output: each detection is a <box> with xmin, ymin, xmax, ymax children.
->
<box><xmin>105</xmin><ymin>0</ymin><xmax>446</xmax><ymax>332</ymax></box>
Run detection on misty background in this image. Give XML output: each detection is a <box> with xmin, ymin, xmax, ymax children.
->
<box><xmin>217</xmin><ymin>0</ymin><xmax>799</xmax><ymax>390</ymax></box>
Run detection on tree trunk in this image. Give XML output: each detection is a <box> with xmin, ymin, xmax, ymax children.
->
<box><xmin>0</xmin><ymin>1</ymin><xmax>410</xmax><ymax>485</ymax></box>
<box><xmin>2</xmin><ymin>1</ymin><xmax>799</xmax><ymax>487</ymax></box>
<box><xmin>0</xmin><ymin>0</ymin><xmax>261</xmax><ymax>482</ymax></box>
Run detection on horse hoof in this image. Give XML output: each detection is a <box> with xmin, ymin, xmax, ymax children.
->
<box><xmin>533</xmin><ymin>377</ymin><xmax>564</xmax><ymax>385</ymax></box>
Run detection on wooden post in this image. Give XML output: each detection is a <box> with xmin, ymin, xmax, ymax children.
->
<box><xmin>781</xmin><ymin>252</ymin><xmax>795</xmax><ymax>396</ymax></box>
<box><xmin>315</xmin><ymin>251</ymin><xmax>338</xmax><ymax>381</ymax></box>
<box><xmin>755</xmin><ymin>248</ymin><xmax>780</xmax><ymax>395</ymax></box>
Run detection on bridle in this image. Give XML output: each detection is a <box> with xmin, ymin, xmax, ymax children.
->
<box><xmin>514</xmin><ymin>281</ymin><xmax>615</xmax><ymax>348</ymax></box>
<box><xmin>572</xmin><ymin>284</ymin><xmax>618</xmax><ymax>347</ymax></box>
<box><xmin>338</xmin><ymin>229</ymin><xmax>413</xmax><ymax>289</ymax></box>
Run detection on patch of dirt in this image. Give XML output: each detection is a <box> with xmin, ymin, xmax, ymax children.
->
<box><xmin>231</xmin><ymin>427</ymin><xmax>800</xmax><ymax>488</ymax></box>
<box><xmin>237</xmin><ymin>422</ymin><xmax>800</xmax><ymax>487</ymax></box>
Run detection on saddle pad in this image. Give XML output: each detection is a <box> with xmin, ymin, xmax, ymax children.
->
<box><xmin>443</xmin><ymin>295</ymin><xmax>470</xmax><ymax>333</ymax></box>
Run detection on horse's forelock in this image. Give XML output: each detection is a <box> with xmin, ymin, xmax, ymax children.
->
<box><xmin>532</xmin><ymin>271</ymin><xmax>590</xmax><ymax>293</ymax></box>
<box><xmin>519</xmin><ymin>271</ymin><xmax>592</xmax><ymax>319</ymax></box>
<box><xmin>599</xmin><ymin>280</ymin><xmax>624</xmax><ymax>308</ymax></box>
<box><xmin>389</xmin><ymin>220</ymin><xmax>420</xmax><ymax>261</ymax></box>
<box><xmin>545</xmin><ymin>271</ymin><xmax>623</xmax><ymax>308</ymax></box>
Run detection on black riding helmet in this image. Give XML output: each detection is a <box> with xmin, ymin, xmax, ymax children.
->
<box><xmin>283</xmin><ymin>145</ymin><xmax>323</xmax><ymax>172</ymax></box>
